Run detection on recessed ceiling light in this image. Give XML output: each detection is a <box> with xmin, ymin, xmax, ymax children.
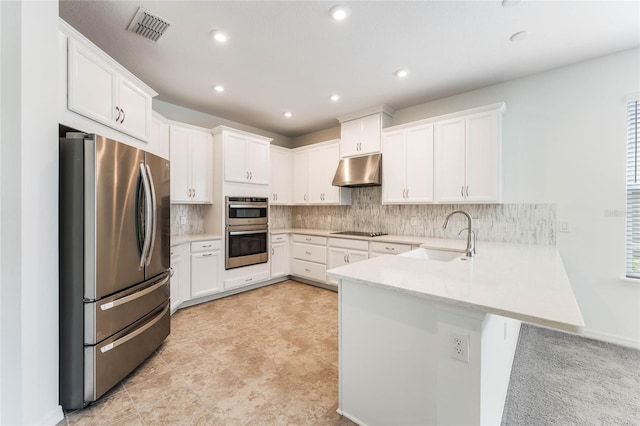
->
<box><xmin>283</xmin><ymin>111</ymin><xmax>293</xmax><ymax>118</ymax></box>
<box><xmin>501</xmin><ymin>0</ymin><xmax>522</xmax><ymax>7</ymax></box>
<box><xmin>213</xmin><ymin>85</ymin><xmax>224</xmax><ymax>93</ymax></box>
<box><xmin>330</xmin><ymin>94</ymin><xmax>340</xmax><ymax>102</ymax></box>
<box><xmin>509</xmin><ymin>30</ymin><xmax>530</xmax><ymax>42</ymax></box>
<box><xmin>329</xmin><ymin>5</ymin><xmax>350</xmax><ymax>21</ymax></box>
<box><xmin>211</xmin><ymin>30</ymin><xmax>228</xmax><ymax>43</ymax></box>
<box><xmin>395</xmin><ymin>69</ymin><xmax>409</xmax><ymax>78</ymax></box>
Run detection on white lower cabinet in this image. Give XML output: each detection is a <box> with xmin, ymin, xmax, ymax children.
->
<box><xmin>291</xmin><ymin>234</ymin><xmax>328</xmax><ymax>283</ymax></box>
<box><xmin>224</xmin><ymin>269</ymin><xmax>270</xmax><ymax>291</ymax></box>
<box><xmin>327</xmin><ymin>238</ymin><xmax>369</xmax><ymax>285</ymax></box>
<box><xmin>369</xmin><ymin>241</ymin><xmax>413</xmax><ymax>258</ymax></box>
<box><xmin>190</xmin><ymin>240</ymin><xmax>222</xmax><ymax>299</ymax></box>
<box><xmin>271</xmin><ymin>234</ymin><xmax>289</xmax><ymax>278</ymax></box>
<box><xmin>170</xmin><ymin>243</ymin><xmax>190</xmax><ymax>314</ymax></box>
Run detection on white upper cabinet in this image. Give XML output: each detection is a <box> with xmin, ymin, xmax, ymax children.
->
<box><xmin>382</xmin><ymin>124</ymin><xmax>434</xmax><ymax>204</ymax></box>
<box><xmin>434</xmin><ymin>107</ymin><xmax>502</xmax><ymax>203</ymax></box>
<box><xmin>270</xmin><ymin>146</ymin><xmax>292</xmax><ymax>205</ymax></box>
<box><xmin>169</xmin><ymin>125</ymin><xmax>213</xmax><ymax>204</ymax></box>
<box><xmin>221</xmin><ymin>129</ymin><xmax>270</xmax><ymax>185</ymax></box>
<box><xmin>150</xmin><ymin>113</ymin><xmax>170</xmax><ymax>160</ymax></box>
<box><xmin>294</xmin><ymin>140</ymin><xmax>351</xmax><ymax>205</ymax></box>
<box><xmin>338</xmin><ymin>107</ymin><xmax>393</xmax><ymax>158</ymax></box>
<box><xmin>67</xmin><ymin>37</ymin><xmax>155</xmax><ymax>142</ymax></box>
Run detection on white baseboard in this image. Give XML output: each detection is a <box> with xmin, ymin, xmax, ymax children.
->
<box><xmin>39</xmin><ymin>405</ymin><xmax>64</xmax><ymax>426</ymax></box>
<box><xmin>580</xmin><ymin>328</ymin><xmax>640</xmax><ymax>350</ymax></box>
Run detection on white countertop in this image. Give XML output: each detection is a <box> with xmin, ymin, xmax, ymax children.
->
<box><xmin>270</xmin><ymin>228</ymin><xmax>433</xmax><ymax>246</ymax></box>
<box><xmin>327</xmin><ymin>241</ymin><xmax>585</xmax><ymax>332</ymax></box>
<box><xmin>171</xmin><ymin>234</ymin><xmax>222</xmax><ymax>246</ymax></box>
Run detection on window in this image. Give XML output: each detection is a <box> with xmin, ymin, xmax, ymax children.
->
<box><xmin>626</xmin><ymin>95</ymin><xmax>640</xmax><ymax>278</ymax></box>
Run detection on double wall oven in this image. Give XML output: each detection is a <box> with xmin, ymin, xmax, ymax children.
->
<box><xmin>225</xmin><ymin>196</ymin><xmax>269</xmax><ymax>269</ymax></box>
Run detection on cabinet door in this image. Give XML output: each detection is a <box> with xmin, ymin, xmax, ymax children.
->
<box><xmin>293</xmin><ymin>151</ymin><xmax>308</xmax><ymax>204</ymax></box>
<box><xmin>246</xmin><ymin>138</ymin><xmax>269</xmax><ymax>185</ymax></box>
<box><xmin>190</xmin><ymin>131</ymin><xmax>212</xmax><ymax>203</ymax></box>
<box><xmin>190</xmin><ymin>250</ymin><xmax>222</xmax><ymax>298</ymax></box>
<box><xmin>151</xmin><ymin>116</ymin><xmax>169</xmax><ymax>160</ymax></box>
<box><xmin>169</xmin><ymin>127</ymin><xmax>191</xmax><ymax>203</ymax></box>
<box><xmin>117</xmin><ymin>78</ymin><xmax>151</xmax><ymax>141</ymax></box>
<box><xmin>466</xmin><ymin>111</ymin><xmax>500</xmax><ymax>202</ymax></box>
<box><xmin>347</xmin><ymin>249</ymin><xmax>369</xmax><ymax>264</ymax></box>
<box><xmin>340</xmin><ymin>119</ymin><xmax>361</xmax><ymax>158</ymax></box>
<box><xmin>406</xmin><ymin>124</ymin><xmax>434</xmax><ymax>203</ymax></box>
<box><xmin>224</xmin><ymin>133</ymin><xmax>249</xmax><ymax>183</ymax></box>
<box><xmin>327</xmin><ymin>246</ymin><xmax>349</xmax><ymax>285</ymax></box>
<box><xmin>359</xmin><ymin>113</ymin><xmax>382</xmax><ymax>154</ymax></box>
<box><xmin>307</xmin><ymin>147</ymin><xmax>325</xmax><ymax>204</ymax></box>
<box><xmin>67</xmin><ymin>38</ymin><xmax>116</xmax><ymax>128</ymax></box>
<box><xmin>271</xmin><ymin>242</ymin><xmax>289</xmax><ymax>278</ymax></box>
<box><xmin>434</xmin><ymin>117</ymin><xmax>466</xmax><ymax>202</ymax></box>
<box><xmin>270</xmin><ymin>147</ymin><xmax>292</xmax><ymax>204</ymax></box>
<box><xmin>320</xmin><ymin>143</ymin><xmax>341</xmax><ymax>204</ymax></box>
<box><xmin>381</xmin><ymin>130</ymin><xmax>407</xmax><ymax>204</ymax></box>
<box><xmin>170</xmin><ymin>249</ymin><xmax>182</xmax><ymax>313</ymax></box>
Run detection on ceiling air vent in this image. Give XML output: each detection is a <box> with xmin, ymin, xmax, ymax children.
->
<box><xmin>127</xmin><ymin>7</ymin><xmax>171</xmax><ymax>42</ymax></box>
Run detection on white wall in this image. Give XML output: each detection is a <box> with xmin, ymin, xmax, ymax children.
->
<box><xmin>0</xmin><ymin>1</ymin><xmax>63</xmax><ymax>424</ymax></box>
<box><xmin>392</xmin><ymin>48</ymin><xmax>640</xmax><ymax>347</ymax></box>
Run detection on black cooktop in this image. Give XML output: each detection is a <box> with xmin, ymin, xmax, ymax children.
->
<box><xmin>331</xmin><ymin>231</ymin><xmax>388</xmax><ymax>237</ymax></box>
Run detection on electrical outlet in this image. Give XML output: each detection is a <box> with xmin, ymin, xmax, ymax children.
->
<box><xmin>180</xmin><ymin>216</ymin><xmax>187</xmax><ymax>225</ymax></box>
<box><xmin>450</xmin><ymin>332</ymin><xmax>470</xmax><ymax>363</ymax></box>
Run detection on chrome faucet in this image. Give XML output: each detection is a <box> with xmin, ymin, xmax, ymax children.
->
<box><xmin>442</xmin><ymin>210</ymin><xmax>475</xmax><ymax>257</ymax></box>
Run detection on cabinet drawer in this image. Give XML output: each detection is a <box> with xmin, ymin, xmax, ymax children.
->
<box><xmin>292</xmin><ymin>242</ymin><xmax>327</xmax><ymax>264</ymax></box>
<box><xmin>292</xmin><ymin>234</ymin><xmax>327</xmax><ymax>245</ymax></box>
<box><xmin>191</xmin><ymin>240</ymin><xmax>221</xmax><ymax>253</ymax></box>
<box><xmin>291</xmin><ymin>259</ymin><xmax>326</xmax><ymax>283</ymax></box>
<box><xmin>271</xmin><ymin>234</ymin><xmax>288</xmax><ymax>243</ymax></box>
<box><xmin>369</xmin><ymin>241</ymin><xmax>412</xmax><ymax>255</ymax></box>
<box><xmin>224</xmin><ymin>270</ymin><xmax>270</xmax><ymax>291</ymax></box>
<box><xmin>328</xmin><ymin>237</ymin><xmax>369</xmax><ymax>251</ymax></box>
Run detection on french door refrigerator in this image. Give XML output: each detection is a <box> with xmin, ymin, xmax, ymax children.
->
<box><xmin>59</xmin><ymin>134</ymin><xmax>171</xmax><ymax>409</ymax></box>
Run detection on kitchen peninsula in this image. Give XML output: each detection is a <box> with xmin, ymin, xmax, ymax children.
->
<box><xmin>327</xmin><ymin>241</ymin><xmax>584</xmax><ymax>426</ymax></box>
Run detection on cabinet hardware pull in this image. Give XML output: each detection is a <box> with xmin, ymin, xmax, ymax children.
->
<box><xmin>115</xmin><ymin>106</ymin><xmax>121</xmax><ymax>122</ymax></box>
<box><xmin>120</xmin><ymin>108</ymin><xmax>126</xmax><ymax>124</ymax></box>
<box><xmin>202</xmin><ymin>244</ymin><xmax>212</xmax><ymax>248</ymax></box>
<box><xmin>461</xmin><ymin>186</ymin><xmax>464</xmax><ymax>197</ymax></box>
<box><xmin>305</xmin><ymin>268</ymin><xmax>311</xmax><ymax>273</ymax></box>
<box><xmin>305</xmin><ymin>251</ymin><xmax>312</xmax><ymax>255</ymax></box>
<box><xmin>193</xmin><ymin>188</ymin><xmax>196</xmax><ymax>197</ymax></box>
<box><xmin>246</xmin><ymin>171</ymin><xmax>249</xmax><ymax>180</ymax></box>
<box><xmin>406</xmin><ymin>188</ymin><xmax>409</xmax><ymax>198</ymax></box>
<box><xmin>347</xmin><ymin>253</ymin><xmax>350</xmax><ymax>263</ymax></box>
<box><xmin>305</xmin><ymin>238</ymin><xmax>311</xmax><ymax>241</ymax></box>
<box><xmin>344</xmin><ymin>254</ymin><xmax>347</xmax><ymax>263</ymax></box>
<box><xmin>272</xmin><ymin>248</ymin><xmax>275</xmax><ymax>255</ymax></box>
<box><xmin>169</xmin><ymin>267</ymin><xmax>174</xmax><ymax>277</ymax></box>
<box><xmin>385</xmin><ymin>247</ymin><xmax>395</xmax><ymax>251</ymax></box>
<box><xmin>202</xmin><ymin>253</ymin><xmax>213</xmax><ymax>257</ymax></box>
<box><xmin>245</xmin><ymin>277</ymin><xmax>253</xmax><ymax>282</ymax></box>
<box><xmin>465</xmin><ymin>185</ymin><xmax>469</xmax><ymax>197</ymax></box>
<box><xmin>249</xmin><ymin>171</ymin><xmax>252</xmax><ymax>180</ymax></box>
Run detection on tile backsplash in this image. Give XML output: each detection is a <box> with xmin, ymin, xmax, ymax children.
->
<box><xmin>276</xmin><ymin>187</ymin><xmax>556</xmax><ymax>245</ymax></box>
<box><xmin>170</xmin><ymin>204</ymin><xmax>205</xmax><ymax>235</ymax></box>
<box><xmin>177</xmin><ymin>188</ymin><xmax>556</xmax><ymax>245</ymax></box>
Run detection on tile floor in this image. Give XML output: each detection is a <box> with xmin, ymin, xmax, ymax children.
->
<box><xmin>64</xmin><ymin>280</ymin><xmax>355</xmax><ymax>426</ymax></box>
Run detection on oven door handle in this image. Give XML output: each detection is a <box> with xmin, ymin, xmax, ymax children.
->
<box><xmin>228</xmin><ymin>204</ymin><xmax>268</xmax><ymax>209</ymax></box>
<box><xmin>229</xmin><ymin>229</ymin><xmax>268</xmax><ymax>236</ymax></box>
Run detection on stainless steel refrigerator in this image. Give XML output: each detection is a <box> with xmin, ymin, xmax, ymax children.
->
<box><xmin>59</xmin><ymin>134</ymin><xmax>171</xmax><ymax>409</ymax></box>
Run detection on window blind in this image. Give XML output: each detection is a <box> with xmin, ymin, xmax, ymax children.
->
<box><xmin>626</xmin><ymin>98</ymin><xmax>640</xmax><ymax>278</ymax></box>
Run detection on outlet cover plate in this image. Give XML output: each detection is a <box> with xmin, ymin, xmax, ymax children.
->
<box><xmin>450</xmin><ymin>332</ymin><xmax>470</xmax><ymax>363</ymax></box>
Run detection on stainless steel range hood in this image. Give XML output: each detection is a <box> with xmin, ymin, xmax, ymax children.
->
<box><xmin>332</xmin><ymin>153</ymin><xmax>382</xmax><ymax>187</ymax></box>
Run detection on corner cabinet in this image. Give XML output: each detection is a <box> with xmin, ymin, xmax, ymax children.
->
<box><xmin>169</xmin><ymin>124</ymin><xmax>213</xmax><ymax>204</ymax></box>
<box><xmin>216</xmin><ymin>127</ymin><xmax>271</xmax><ymax>185</ymax></box>
<box><xmin>382</xmin><ymin>123</ymin><xmax>434</xmax><ymax>204</ymax></box>
<box><xmin>338</xmin><ymin>106</ymin><xmax>393</xmax><ymax>158</ymax></box>
<box><xmin>434</xmin><ymin>106</ymin><xmax>504</xmax><ymax>203</ymax></box>
<box><xmin>270</xmin><ymin>146</ymin><xmax>292</xmax><ymax>205</ymax></box>
<box><xmin>67</xmin><ymin>37</ymin><xmax>155</xmax><ymax>142</ymax></box>
<box><xmin>293</xmin><ymin>140</ymin><xmax>351</xmax><ymax>205</ymax></box>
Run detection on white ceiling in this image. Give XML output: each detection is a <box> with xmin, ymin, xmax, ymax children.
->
<box><xmin>59</xmin><ymin>1</ymin><xmax>639</xmax><ymax>137</ymax></box>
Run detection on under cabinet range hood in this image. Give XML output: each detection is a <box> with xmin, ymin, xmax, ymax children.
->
<box><xmin>332</xmin><ymin>153</ymin><xmax>382</xmax><ymax>187</ymax></box>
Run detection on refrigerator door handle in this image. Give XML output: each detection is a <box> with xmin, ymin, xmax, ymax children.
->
<box><xmin>145</xmin><ymin>164</ymin><xmax>157</xmax><ymax>266</ymax></box>
<box><xmin>99</xmin><ymin>303</ymin><xmax>169</xmax><ymax>353</ymax></box>
<box><xmin>139</xmin><ymin>163</ymin><xmax>152</xmax><ymax>269</ymax></box>
<box><xmin>99</xmin><ymin>274</ymin><xmax>169</xmax><ymax>311</ymax></box>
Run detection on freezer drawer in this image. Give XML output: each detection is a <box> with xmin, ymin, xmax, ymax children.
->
<box><xmin>84</xmin><ymin>272</ymin><xmax>170</xmax><ymax>344</ymax></box>
<box><xmin>84</xmin><ymin>301</ymin><xmax>170</xmax><ymax>403</ymax></box>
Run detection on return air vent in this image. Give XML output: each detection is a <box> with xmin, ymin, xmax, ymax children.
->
<box><xmin>127</xmin><ymin>7</ymin><xmax>171</xmax><ymax>42</ymax></box>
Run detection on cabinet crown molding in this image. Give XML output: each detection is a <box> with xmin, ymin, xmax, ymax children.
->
<box><xmin>337</xmin><ymin>104</ymin><xmax>395</xmax><ymax>123</ymax></box>
<box><xmin>211</xmin><ymin>125</ymin><xmax>273</xmax><ymax>143</ymax></box>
